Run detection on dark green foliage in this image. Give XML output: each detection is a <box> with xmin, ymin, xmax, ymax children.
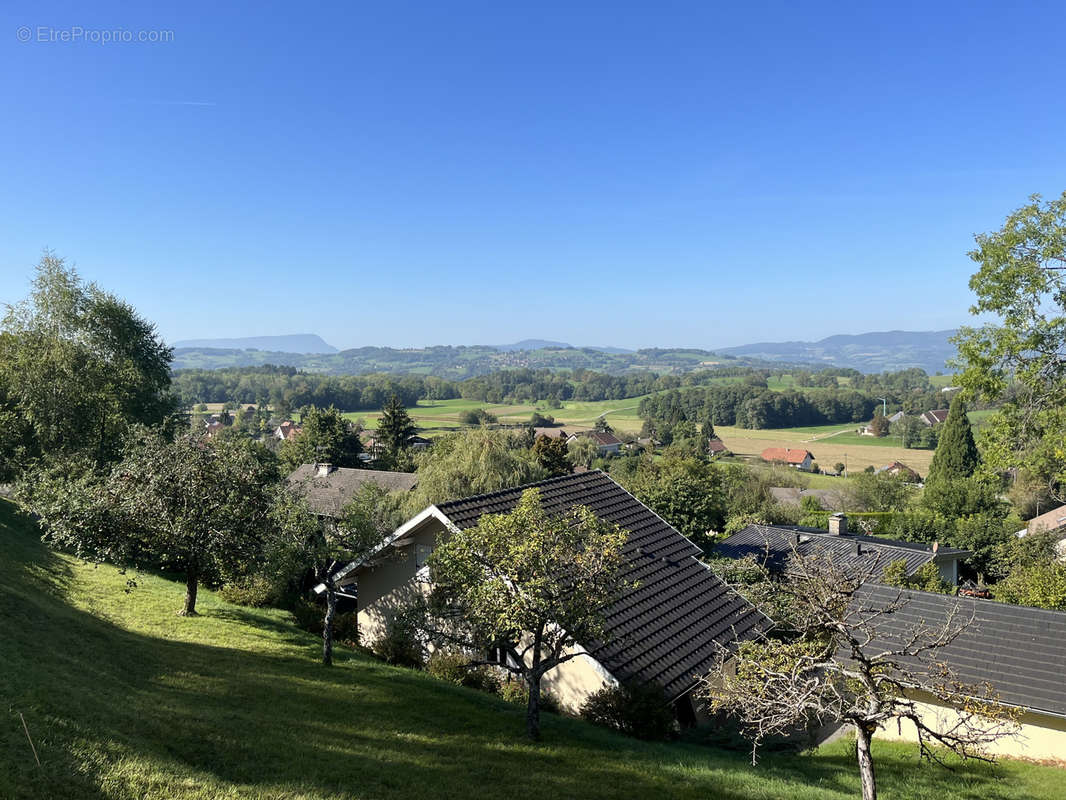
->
<box><xmin>371</xmin><ymin>611</ymin><xmax>425</xmax><ymax>668</ymax></box>
<box><xmin>594</xmin><ymin>417</ymin><xmax>614</xmax><ymax>434</ymax></box>
<box><xmin>279</xmin><ymin>405</ymin><xmax>362</xmax><ymax>471</ymax></box>
<box><xmin>378</xmin><ymin>393</ymin><xmax>416</xmax><ymax>456</ymax></box>
<box><xmin>459</xmin><ymin>408</ymin><xmax>498</xmax><ymax>425</ymax></box>
<box><xmin>499</xmin><ymin>680</ymin><xmax>562</xmax><ymax>714</ymax></box>
<box><xmin>925</xmin><ymin>397</ymin><xmax>979</xmax><ymax>485</ymax></box>
<box><xmin>580</xmin><ymin>683</ymin><xmax>678</xmax><ymax>741</ymax></box>
<box><xmin>290</xmin><ymin>599</ymin><xmax>360</xmax><ymax>643</ymax></box>
<box><xmin>426</xmin><ymin>649</ymin><xmax>502</xmax><ymax>694</ymax></box>
<box><xmin>532</xmin><ymin>432</ymin><xmax>572</xmax><ymax>477</ymax></box>
<box><xmin>880</xmin><ymin>559</ymin><xmax>953</xmax><ymax>594</ymax></box>
<box><xmin>616</xmin><ymin>456</ymin><xmax>726</xmax><ymax>548</ymax></box>
<box><xmin>848</xmin><ymin>471</ymin><xmax>914</xmax><ymax>512</ymax></box>
<box><xmin>529</xmin><ymin>411</ymin><xmax>555</xmax><ymax>427</ymax></box>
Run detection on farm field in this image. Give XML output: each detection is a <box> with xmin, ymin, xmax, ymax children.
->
<box><xmin>3</xmin><ymin>500</ymin><xmax>1062</xmax><ymax>800</ymax></box>
<box><xmin>346</xmin><ymin>397</ymin><xmax>648</xmax><ymax>437</ymax></box>
<box><xmin>714</xmin><ymin>425</ymin><xmax>935</xmax><ymax>474</ymax></box>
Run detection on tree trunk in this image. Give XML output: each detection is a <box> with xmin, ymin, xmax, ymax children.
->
<box><xmin>322</xmin><ymin>580</ymin><xmax>337</xmax><ymax>666</ymax></box>
<box><xmin>179</xmin><ymin>569</ymin><xmax>199</xmax><ymax>616</ymax></box>
<box><xmin>526</xmin><ymin>676</ymin><xmax>541</xmax><ymax>741</ymax></box>
<box><xmin>855</xmin><ymin>723</ymin><xmax>877</xmax><ymax>800</ymax></box>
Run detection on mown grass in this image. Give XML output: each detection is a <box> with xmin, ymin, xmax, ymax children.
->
<box><xmin>2</xmin><ymin>500</ymin><xmax>1063</xmax><ymax>799</ymax></box>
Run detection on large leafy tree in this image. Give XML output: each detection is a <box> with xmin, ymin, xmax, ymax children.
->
<box><xmin>954</xmin><ymin>191</ymin><xmax>1066</xmax><ymax>501</ymax></box>
<box><xmin>30</xmin><ymin>429</ymin><xmax>282</xmax><ymax>616</ymax></box>
<box><xmin>533</xmin><ymin>433</ymin><xmax>572</xmax><ymax>477</ymax></box>
<box><xmin>617</xmin><ymin>455</ymin><xmax>726</xmax><ymax>548</ymax></box>
<box><xmin>279</xmin><ymin>405</ymin><xmax>362</xmax><ymax>472</ymax></box>
<box><xmin>0</xmin><ymin>253</ymin><xmax>175</xmax><ymax>476</ymax></box>
<box><xmin>427</xmin><ymin>488</ymin><xmax>628</xmax><ymax>740</ymax></box>
<box><xmin>408</xmin><ymin>429</ymin><xmax>546</xmax><ymax>510</ymax></box>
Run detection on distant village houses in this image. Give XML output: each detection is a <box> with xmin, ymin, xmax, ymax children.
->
<box><xmin>759</xmin><ymin>447</ymin><xmax>814</xmax><ymax>471</ymax></box>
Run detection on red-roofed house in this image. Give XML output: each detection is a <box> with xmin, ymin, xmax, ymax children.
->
<box><xmin>707</xmin><ymin>438</ymin><xmax>728</xmax><ymax>457</ymax></box>
<box><xmin>760</xmin><ymin>447</ymin><xmax>814</xmax><ymax>471</ymax></box>
<box><xmin>920</xmin><ymin>409</ymin><xmax>949</xmax><ymax>426</ymax></box>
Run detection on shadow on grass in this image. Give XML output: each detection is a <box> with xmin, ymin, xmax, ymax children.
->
<box><xmin>0</xmin><ymin>501</ymin><xmax>1056</xmax><ymax>800</ymax></box>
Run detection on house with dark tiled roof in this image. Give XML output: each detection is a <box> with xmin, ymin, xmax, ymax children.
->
<box><xmin>856</xmin><ymin>583</ymin><xmax>1066</xmax><ymax>763</ymax></box>
<box><xmin>566</xmin><ymin>430</ymin><xmax>623</xmax><ymax>456</ymax></box>
<box><xmin>919</xmin><ymin>409</ymin><xmax>949</xmax><ymax>426</ymax></box>
<box><xmin>715</xmin><ymin>513</ymin><xmax>970</xmax><ymax>585</ymax></box>
<box><xmin>760</xmin><ymin>447</ymin><xmax>814</xmax><ymax>471</ymax></box>
<box><xmin>287</xmin><ymin>464</ymin><xmax>418</xmax><ymax>518</ymax></box>
<box><xmin>875</xmin><ymin>461</ymin><xmax>921</xmax><ymax>480</ymax></box>
<box><xmin>707</xmin><ymin>437</ymin><xmax>728</xmax><ymax>457</ymax></box>
<box><xmin>331</xmin><ymin>471</ymin><xmax>765</xmax><ymax>719</ymax></box>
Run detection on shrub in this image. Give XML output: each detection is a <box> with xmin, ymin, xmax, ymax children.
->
<box><xmin>290</xmin><ymin>598</ymin><xmax>361</xmax><ymax>644</ymax></box>
<box><xmin>499</xmin><ymin>679</ymin><xmax>561</xmax><ymax>714</ymax></box>
<box><xmin>371</xmin><ymin>612</ymin><xmax>424</xmax><ymax>668</ymax></box>
<box><xmin>426</xmin><ymin>649</ymin><xmax>502</xmax><ymax>693</ymax></box>
<box><xmin>220</xmin><ymin>574</ymin><xmax>282</xmax><ymax>607</ymax></box>
<box><xmin>580</xmin><ymin>683</ymin><xmax>678</xmax><ymax>740</ymax></box>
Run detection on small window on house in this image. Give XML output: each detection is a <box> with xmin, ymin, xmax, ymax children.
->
<box><xmin>415</xmin><ymin>544</ymin><xmax>434</xmax><ymax>568</ymax></box>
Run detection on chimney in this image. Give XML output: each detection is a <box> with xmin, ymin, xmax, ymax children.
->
<box><xmin>828</xmin><ymin>513</ymin><xmax>848</xmax><ymax>536</ymax></box>
<box><xmin>315</xmin><ymin>462</ymin><xmax>333</xmax><ymax>478</ymax></box>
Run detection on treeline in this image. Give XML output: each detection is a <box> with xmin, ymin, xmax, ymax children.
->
<box><xmin>171</xmin><ymin>366</ymin><xmax>752</xmax><ymax>411</ymax></box>
<box><xmin>640</xmin><ymin>386</ymin><xmax>877</xmax><ymax>428</ymax></box>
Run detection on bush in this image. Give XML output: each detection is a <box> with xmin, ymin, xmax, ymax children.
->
<box><xmin>371</xmin><ymin>612</ymin><xmax>424</xmax><ymax>668</ymax></box>
<box><xmin>580</xmin><ymin>683</ymin><xmax>678</xmax><ymax>740</ymax></box>
<box><xmin>290</xmin><ymin>598</ymin><xmax>361</xmax><ymax>644</ymax></box>
<box><xmin>426</xmin><ymin>649</ymin><xmax>501</xmax><ymax>694</ymax></box>
<box><xmin>220</xmin><ymin>574</ymin><xmax>282</xmax><ymax>607</ymax></box>
<box><xmin>499</xmin><ymin>679</ymin><xmax>561</xmax><ymax>714</ymax></box>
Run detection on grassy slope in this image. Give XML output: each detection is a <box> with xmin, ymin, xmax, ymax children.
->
<box><xmin>4</xmin><ymin>500</ymin><xmax>1060</xmax><ymax>800</ymax></box>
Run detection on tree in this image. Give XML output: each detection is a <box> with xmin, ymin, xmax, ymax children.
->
<box><xmin>922</xmin><ymin>397</ymin><xmax>981</xmax><ymax>516</ymax></box>
<box><xmin>276</xmin><ymin>481</ymin><xmax>405</xmax><ymax>664</ymax></box>
<box><xmin>567</xmin><ymin>436</ymin><xmax>599</xmax><ymax>470</ymax></box>
<box><xmin>868</xmin><ymin>412</ymin><xmax>890</xmax><ymax>438</ymax></box>
<box><xmin>426</xmin><ymin>488</ymin><xmax>628</xmax><ymax>740</ymax></box>
<box><xmin>409</xmin><ymin>429</ymin><xmax>547</xmax><ymax>510</ymax></box>
<box><xmin>29</xmin><ymin>428</ymin><xmax>281</xmax><ymax>616</ymax></box>
<box><xmin>0</xmin><ymin>253</ymin><xmax>175</xmax><ymax>477</ymax></box>
<box><xmin>279</xmin><ymin>405</ymin><xmax>362</xmax><ymax>472</ymax></box>
<box><xmin>378</xmin><ymin>394</ymin><xmax>415</xmax><ymax>457</ymax></box>
<box><xmin>954</xmin><ymin>191</ymin><xmax>1066</xmax><ymax>501</ymax></box>
<box><xmin>700</xmin><ymin>550</ymin><xmax>1018</xmax><ymax>800</ymax></box>
<box><xmin>617</xmin><ymin>455</ymin><xmax>726</xmax><ymax>548</ymax></box>
<box><xmin>594</xmin><ymin>416</ymin><xmax>613</xmax><ymax>434</ymax></box>
<box><xmin>848</xmin><ymin>471</ymin><xmax>914</xmax><ymax>512</ymax></box>
<box><xmin>532</xmin><ymin>433</ymin><xmax>572</xmax><ymax>477</ymax></box>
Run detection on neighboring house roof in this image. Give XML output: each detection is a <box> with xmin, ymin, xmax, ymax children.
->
<box><xmin>715</xmin><ymin>523</ymin><xmax>970</xmax><ymax>578</ymax></box>
<box><xmin>888</xmin><ymin>411</ymin><xmax>906</xmax><ymax>423</ymax></box>
<box><xmin>275</xmin><ymin>421</ymin><xmax>301</xmax><ymax>439</ymax></box>
<box><xmin>359</xmin><ymin>471</ymin><xmax>766</xmax><ymax>699</ymax></box>
<box><xmin>760</xmin><ymin>447</ymin><xmax>812</xmax><ymax>464</ymax></box>
<box><xmin>920</xmin><ymin>409</ymin><xmax>949</xmax><ymax>425</ymax></box>
<box><xmin>876</xmin><ymin>461</ymin><xmax>920</xmax><ymax>479</ymax></box>
<box><xmin>1026</xmin><ymin>504</ymin><xmax>1066</xmax><ymax>536</ymax></box>
<box><xmin>768</xmin><ymin>487</ymin><xmax>841</xmax><ymax>510</ymax></box>
<box><xmin>287</xmin><ymin>464</ymin><xmax>418</xmax><ymax>517</ymax></box>
<box><xmin>856</xmin><ymin>583</ymin><xmax>1066</xmax><ymax>719</ymax></box>
<box><xmin>707</xmin><ymin>438</ymin><xmax>728</xmax><ymax>453</ymax></box>
<box><xmin>568</xmin><ymin>431</ymin><xmax>623</xmax><ymax>447</ymax></box>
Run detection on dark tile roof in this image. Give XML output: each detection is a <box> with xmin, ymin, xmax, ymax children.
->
<box><xmin>437</xmin><ymin>471</ymin><xmax>766</xmax><ymax>699</ymax></box>
<box><xmin>856</xmin><ymin>584</ymin><xmax>1066</xmax><ymax>718</ymax></box>
<box><xmin>287</xmin><ymin>465</ymin><xmax>418</xmax><ymax>517</ymax></box>
<box><xmin>715</xmin><ymin>524</ymin><xmax>969</xmax><ymax>577</ymax></box>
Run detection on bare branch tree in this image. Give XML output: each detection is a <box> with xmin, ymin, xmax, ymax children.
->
<box><xmin>700</xmin><ymin>545</ymin><xmax>1019</xmax><ymax>800</ymax></box>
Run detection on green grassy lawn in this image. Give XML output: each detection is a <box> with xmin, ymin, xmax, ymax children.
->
<box><xmin>3</xmin><ymin>500</ymin><xmax>1064</xmax><ymax>799</ymax></box>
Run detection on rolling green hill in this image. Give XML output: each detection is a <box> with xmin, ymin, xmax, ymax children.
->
<box><xmin>1</xmin><ymin>500</ymin><xmax>1059</xmax><ymax>800</ymax></box>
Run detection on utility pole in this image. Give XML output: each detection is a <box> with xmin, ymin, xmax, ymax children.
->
<box><xmin>877</xmin><ymin>397</ymin><xmax>887</xmax><ymax>418</ymax></box>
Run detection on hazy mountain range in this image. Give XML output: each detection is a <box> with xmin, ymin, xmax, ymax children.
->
<box><xmin>170</xmin><ymin>330</ymin><xmax>958</xmax><ymax>376</ymax></box>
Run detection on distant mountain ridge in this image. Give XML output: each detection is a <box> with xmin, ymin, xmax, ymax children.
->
<box><xmin>717</xmin><ymin>330</ymin><xmax>958</xmax><ymax>374</ymax></box>
<box><xmin>170</xmin><ymin>334</ymin><xmax>338</xmax><ymax>354</ymax></box>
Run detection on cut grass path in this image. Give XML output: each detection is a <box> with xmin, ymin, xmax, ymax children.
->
<box><xmin>2</xmin><ymin>500</ymin><xmax>1063</xmax><ymax>799</ymax></box>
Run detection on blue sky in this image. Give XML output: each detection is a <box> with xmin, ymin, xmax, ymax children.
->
<box><xmin>1</xmin><ymin>1</ymin><xmax>1064</xmax><ymax>351</ymax></box>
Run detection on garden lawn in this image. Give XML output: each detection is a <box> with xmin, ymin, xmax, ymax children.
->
<box><xmin>3</xmin><ymin>498</ymin><xmax>1060</xmax><ymax>800</ymax></box>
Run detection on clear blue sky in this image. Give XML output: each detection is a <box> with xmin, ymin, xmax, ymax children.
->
<box><xmin>1</xmin><ymin>1</ymin><xmax>1064</xmax><ymax>351</ymax></box>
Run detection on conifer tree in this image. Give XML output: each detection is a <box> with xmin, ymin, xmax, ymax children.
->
<box><xmin>378</xmin><ymin>393</ymin><xmax>415</xmax><ymax>457</ymax></box>
<box><xmin>926</xmin><ymin>397</ymin><xmax>979</xmax><ymax>484</ymax></box>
